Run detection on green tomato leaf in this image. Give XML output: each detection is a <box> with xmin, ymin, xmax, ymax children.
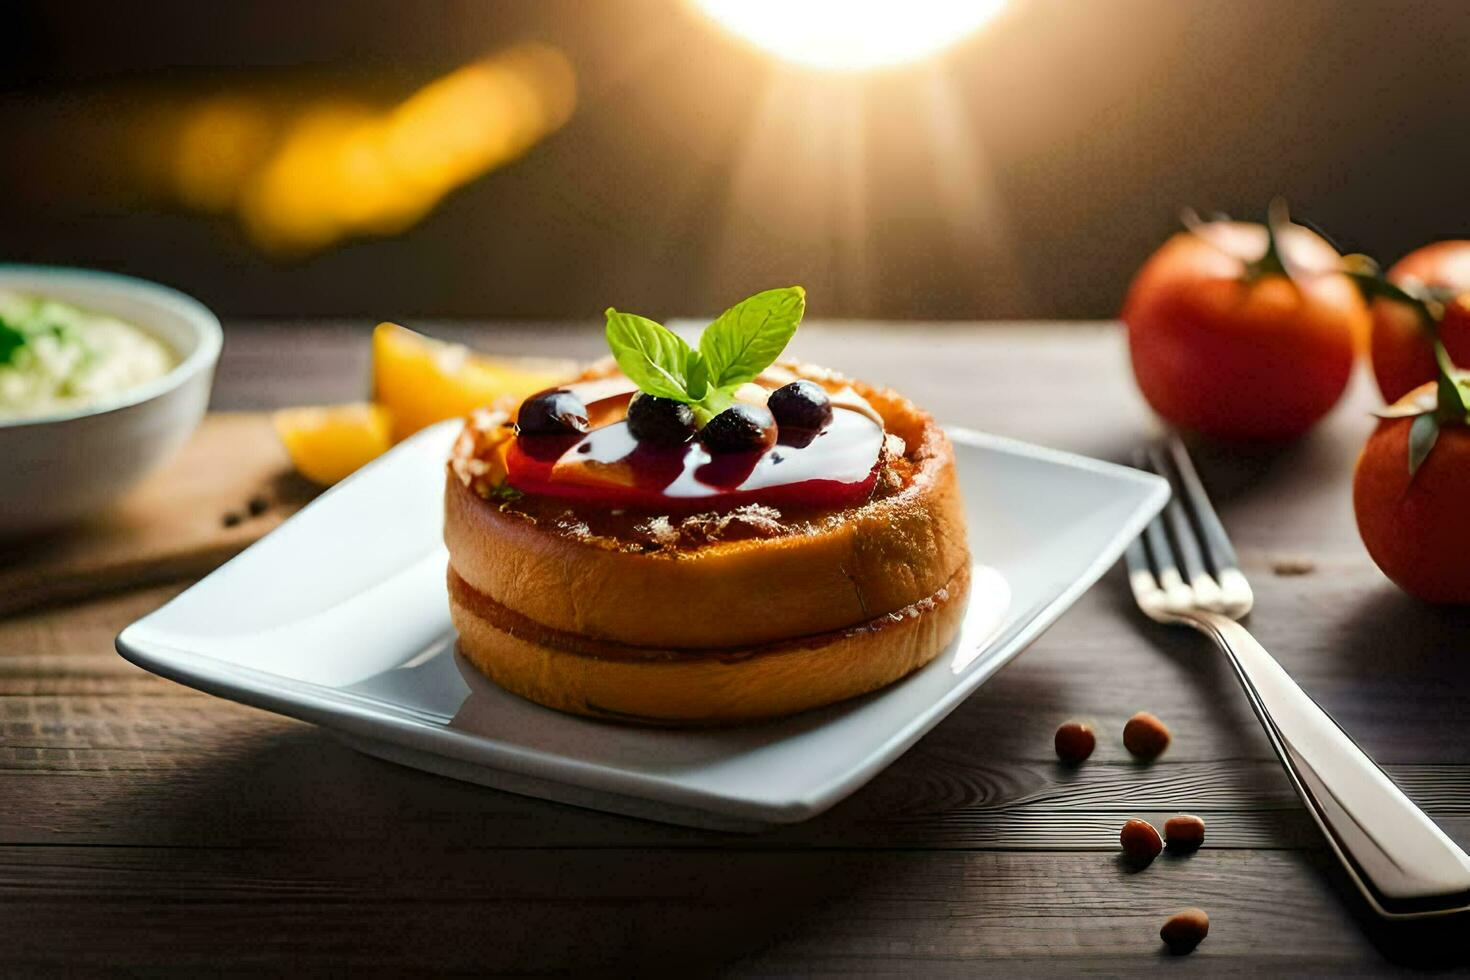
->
<box><xmin>698</xmin><ymin>286</ymin><xmax>805</xmax><ymax>389</ymax></box>
<box><xmin>1408</xmin><ymin>412</ymin><xmax>1440</xmax><ymax>476</ymax></box>
<box><xmin>1344</xmin><ymin>271</ymin><xmax>1424</xmax><ymax>310</ymax></box>
<box><xmin>1342</xmin><ymin>261</ymin><xmax>1445</xmax><ymax>341</ymax></box>
<box><xmin>1433</xmin><ymin>341</ymin><xmax>1468</xmax><ymax>421</ymax></box>
<box><xmin>0</xmin><ymin>317</ymin><xmax>26</xmax><ymax>366</ymax></box>
<box><xmin>604</xmin><ymin>308</ymin><xmax>695</xmax><ymax>402</ymax></box>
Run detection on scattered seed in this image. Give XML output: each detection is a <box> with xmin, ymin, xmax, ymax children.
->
<box><xmin>1165</xmin><ymin>814</ymin><xmax>1206</xmax><ymax>852</ymax></box>
<box><xmin>247</xmin><ymin>494</ymin><xmax>271</xmax><ymax>517</ymax></box>
<box><xmin>1123</xmin><ymin>711</ymin><xmax>1171</xmax><ymax>760</ymax></box>
<box><xmin>1271</xmin><ymin>556</ymin><xmax>1316</xmax><ymax>576</ymax></box>
<box><xmin>1054</xmin><ymin>721</ymin><xmax>1096</xmax><ymax>764</ymax></box>
<box><xmin>221</xmin><ymin>511</ymin><xmax>244</xmax><ymax>528</ymax></box>
<box><xmin>1160</xmin><ymin>908</ymin><xmax>1209</xmax><ymax>954</ymax></box>
<box><xmin>1119</xmin><ymin>818</ymin><xmax>1163</xmax><ymax>865</ymax></box>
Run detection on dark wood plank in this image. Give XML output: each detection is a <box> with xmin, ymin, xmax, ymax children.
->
<box><xmin>3</xmin><ymin>707</ymin><xmax>1465</xmax><ymax>853</ymax></box>
<box><xmin>6</xmin><ymin>846</ymin><xmax>1453</xmax><ymax>975</ymax></box>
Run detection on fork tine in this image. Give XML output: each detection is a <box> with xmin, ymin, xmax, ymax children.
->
<box><xmin>1147</xmin><ymin>448</ymin><xmax>1210</xmax><ymax>577</ymax></box>
<box><xmin>1124</xmin><ymin>534</ymin><xmax>1151</xmax><ymax>579</ymax></box>
<box><xmin>1164</xmin><ymin>437</ymin><xmax>1239</xmax><ymax>571</ymax></box>
<box><xmin>1147</xmin><ymin>445</ymin><xmax>1223</xmax><ymax>609</ymax></box>
<box><xmin>1124</xmin><ymin>531</ymin><xmax>1174</xmax><ymax>622</ymax></box>
<box><xmin>1165</xmin><ymin>436</ymin><xmax>1254</xmax><ymax>615</ymax></box>
<box><xmin>1123</xmin><ymin>534</ymin><xmax>1156</xmax><ymax>591</ymax></box>
<box><xmin>1133</xmin><ymin>450</ymin><xmax>1193</xmax><ymax>611</ymax></box>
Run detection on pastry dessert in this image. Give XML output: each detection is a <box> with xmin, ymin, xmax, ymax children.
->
<box><xmin>444</xmin><ymin>287</ymin><xmax>970</xmax><ymax>724</ymax></box>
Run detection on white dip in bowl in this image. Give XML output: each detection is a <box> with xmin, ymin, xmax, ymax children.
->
<box><xmin>0</xmin><ymin>266</ymin><xmax>221</xmax><ymax>538</ymax></box>
<box><xmin>0</xmin><ymin>290</ymin><xmax>179</xmax><ymax>420</ymax></box>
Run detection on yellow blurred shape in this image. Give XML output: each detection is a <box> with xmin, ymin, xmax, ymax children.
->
<box><xmin>240</xmin><ymin>104</ymin><xmax>386</xmax><ymax>253</ymax></box>
<box><xmin>273</xmin><ymin>402</ymin><xmax>394</xmax><ymax>486</ymax></box>
<box><xmin>372</xmin><ymin>322</ymin><xmax>577</xmax><ymax>442</ymax></box>
<box><xmin>173</xmin><ymin>96</ymin><xmax>277</xmax><ymax>212</ymax></box>
<box><xmin>228</xmin><ymin>42</ymin><xmax>576</xmax><ymax>253</ymax></box>
<box><xmin>382</xmin><ymin>44</ymin><xmax>575</xmax><ymax>197</ymax></box>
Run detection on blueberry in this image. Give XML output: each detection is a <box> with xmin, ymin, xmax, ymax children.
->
<box><xmin>627</xmin><ymin>393</ymin><xmax>697</xmax><ymax>445</ymax></box>
<box><xmin>517</xmin><ymin>388</ymin><xmax>588</xmax><ymax>436</ymax></box>
<box><xmin>768</xmin><ymin>380</ymin><xmax>833</xmax><ymax>437</ymax></box>
<box><xmin>701</xmin><ymin>403</ymin><xmax>777</xmax><ymax>454</ymax></box>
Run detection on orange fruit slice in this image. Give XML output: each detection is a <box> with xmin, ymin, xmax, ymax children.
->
<box><xmin>273</xmin><ymin>402</ymin><xmax>393</xmax><ymax>486</ymax></box>
<box><xmin>372</xmin><ymin>322</ymin><xmax>577</xmax><ymax>441</ymax></box>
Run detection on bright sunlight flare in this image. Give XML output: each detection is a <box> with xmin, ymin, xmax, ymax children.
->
<box><xmin>690</xmin><ymin>0</ymin><xmax>1007</xmax><ymax>71</ymax></box>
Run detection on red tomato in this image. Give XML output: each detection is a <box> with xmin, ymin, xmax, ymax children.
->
<box><xmin>1353</xmin><ymin>382</ymin><xmax>1470</xmax><ymax>604</ymax></box>
<box><xmin>1123</xmin><ymin>220</ymin><xmax>1368</xmax><ymax>440</ymax></box>
<box><xmin>1368</xmin><ymin>241</ymin><xmax>1470</xmax><ymax>403</ymax></box>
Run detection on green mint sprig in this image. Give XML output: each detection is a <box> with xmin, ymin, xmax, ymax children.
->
<box><xmin>604</xmin><ymin>286</ymin><xmax>805</xmax><ymax>425</ymax></box>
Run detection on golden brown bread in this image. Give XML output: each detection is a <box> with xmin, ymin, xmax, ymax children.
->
<box><xmin>443</xmin><ymin>363</ymin><xmax>971</xmax><ymax>724</ymax></box>
<box><xmin>449</xmin><ymin>562</ymin><xmax>970</xmax><ymax>725</ymax></box>
<box><xmin>445</xmin><ymin>372</ymin><xmax>968</xmax><ymax>648</ymax></box>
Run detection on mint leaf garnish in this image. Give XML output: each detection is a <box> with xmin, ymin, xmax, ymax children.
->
<box><xmin>487</xmin><ymin>482</ymin><xmax>524</xmax><ymax>504</ymax></box>
<box><xmin>690</xmin><ymin>386</ymin><xmax>733</xmax><ymax>427</ymax></box>
<box><xmin>604</xmin><ymin>309</ymin><xmax>700</xmax><ymax>402</ymax></box>
<box><xmin>602</xmin><ymin>287</ymin><xmax>805</xmax><ymax>426</ymax></box>
<box><xmin>699</xmin><ymin>286</ymin><xmax>805</xmax><ymax>389</ymax></box>
<box><xmin>684</xmin><ymin>349</ymin><xmax>709</xmax><ymax>401</ymax></box>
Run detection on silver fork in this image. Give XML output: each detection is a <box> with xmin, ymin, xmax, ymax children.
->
<box><xmin>1127</xmin><ymin>437</ymin><xmax>1470</xmax><ymax>919</ymax></box>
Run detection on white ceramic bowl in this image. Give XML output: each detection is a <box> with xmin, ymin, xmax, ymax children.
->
<box><xmin>0</xmin><ymin>265</ymin><xmax>222</xmax><ymax>537</ymax></box>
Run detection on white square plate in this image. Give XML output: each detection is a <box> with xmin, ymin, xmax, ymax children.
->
<box><xmin>117</xmin><ymin>421</ymin><xmax>1166</xmax><ymax>830</ymax></box>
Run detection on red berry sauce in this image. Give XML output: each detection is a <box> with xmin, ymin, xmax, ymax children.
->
<box><xmin>506</xmin><ymin>381</ymin><xmax>883</xmax><ymax>512</ymax></box>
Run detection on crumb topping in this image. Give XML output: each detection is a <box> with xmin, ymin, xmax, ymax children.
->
<box><xmin>553</xmin><ymin>511</ymin><xmax>592</xmax><ymax>541</ymax></box>
<box><xmin>450</xmin><ymin>406</ymin><xmax>518</xmax><ymax>499</ymax></box>
<box><xmin>633</xmin><ymin>515</ymin><xmax>680</xmax><ymax>548</ymax></box>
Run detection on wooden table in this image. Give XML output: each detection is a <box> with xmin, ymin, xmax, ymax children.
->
<box><xmin>6</xmin><ymin>321</ymin><xmax>1468</xmax><ymax>975</ymax></box>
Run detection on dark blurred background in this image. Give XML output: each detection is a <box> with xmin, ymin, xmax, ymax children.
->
<box><xmin>2</xmin><ymin>0</ymin><xmax>1467</xmax><ymax>321</ymax></box>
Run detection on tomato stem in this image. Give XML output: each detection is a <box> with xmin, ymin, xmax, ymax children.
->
<box><xmin>1242</xmin><ymin>198</ymin><xmax>1292</xmax><ymax>283</ymax></box>
<box><xmin>1342</xmin><ymin>255</ymin><xmax>1443</xmax><ymax>343</ymax></box>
